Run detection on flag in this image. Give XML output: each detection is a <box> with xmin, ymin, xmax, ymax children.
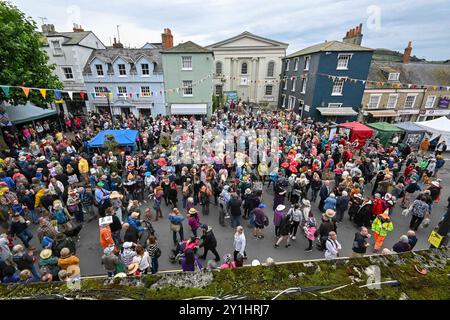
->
<box><xmin>91</xmin><ymin>93</ymin><xmax>95</xmax><ymax>99</ymax></box>
<box><xmin>79</xmin><ymin>91</ymin><xmax>85</xmax><ymax>100</ymax></box>
<box><xmin>67</xmin><ymin>91</ymin><xmax>73</xmax><ymax>100</ymax></box>
<box><xmin>54</xmin><ymin>90</ymin><xmax>62</xmax><ymax>100</ymax></box>
<box><xmin>39</xmin><ymin>89</ymin><xmax>46</xmax><ymax>99</ymax></box>
<box><xmin>55</xmin><ymin>99</ymin><xmax>64</xmax><ymax>104</ymax></box>
<box><xmin>129</xmin><ymin>92</ymin><xmax>133</xmax><ymax>99</ymax></box>
<box><xmin>21</xmin><ymin>87</ymin><xmax>30</xmax><ymax>97</ymax></box>
<box><xmin>108</xmin><ymin>92</ymin><xmax>113</xmax><ymax>98</ymax></box>
<box><xmin>0</xmin><ymin>86</ymin><xmax>9</xmax><ymax>97</ymax></box>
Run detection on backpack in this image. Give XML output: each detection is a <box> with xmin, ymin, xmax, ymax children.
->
<box><xmin>154</xmin><ymin>247</ymin><xmax>162</xmax><ymax>258</ymax></box>
<box><xmin>54</xmin><ymin>209</ymin><xmax>68</xmax><ymax>225</ymax></box>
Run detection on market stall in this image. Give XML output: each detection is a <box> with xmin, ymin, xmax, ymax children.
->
<box><xmin>366</xmin><ymin>122</ymin><xmax>403</xmax><ymax>146</ymax></box>
<box><xmin>87</xmin><ymin>129</ymin><xmax>139</xmax><ymax>152</ymax></box>
<box><xmin>338</xmin><ymin>122</ymin><xmax>374</xmax><ymax>148</ymax></box>
<box><xmin>415</xmin><ymin>116</ymin><xmax>450</xmax><ymax>146</ymax></box>
<box><xmin>394</xmin><ymin>121</ymin><xmax>428</xmax><ymax>149</ymax></box>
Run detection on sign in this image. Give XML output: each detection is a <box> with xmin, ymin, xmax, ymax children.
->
<box><xmin>438</xmin><ymin>97</ymin><xmax>450</xmax><ymax>109</ymax></box>
<box><xmin>240</xmin><ymin>77</ymin><xmax>249</xmax><ymax>86</ymax></box>
<box><xmin>223</xmin><ymin>91</ymin><xmax>238</xmax><ymax>102</ymax></box>
<box><xmin>304</xmin><ymin>105</ymin><xmax>310</xmax><ymax>112</ymax></box>
<box><xmin>397</xmin><ymin>109</ymin><xmax>420</xmax><ymax>115</ymax></box>
<box><xmin>99</xmin><ymin>216</ymin><xmax>113</xmax><ymax>226</ymax></box>
<box><xmin>423</xmin><ymin>109</ymin><xmax>450</xmax><ymax>116</ymax></box>
<box><xmin>405</xmin><ymin>133</ymin><xmax>423</xmax><ymax>146</ymax></box>
<box><xmin>428</xmin><ymin>230</ymin><xmax>444</xmax><ymax>248</ymax></box>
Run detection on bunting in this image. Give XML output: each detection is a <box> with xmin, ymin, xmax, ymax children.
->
<box><xmin>39</xmin><ymin>88</ymin><xmax>46</xmax><ymax>99</ymax></box>
<box><xmin>67</xmin><ymin>91</ymin><xmax>73</xmax><ymax>100</ymax></box>
<box><xmin>21</xmin><ymin>87</ymin><xmax>30</xmax><ymax>97</ymax></box>
<box><xmin>79</xmin><ymin>91</ymin><xmax>85</xmax><ymax>100</ymax></box>
<box><xmin>0</xmin><ymin>86</ymin><xmax>9</xmax><ymax>97</ymax></box>
<box><xmin>54</xmin><ymin>90</ymin><xmax>62</xmax><ymax>100</ymax></box>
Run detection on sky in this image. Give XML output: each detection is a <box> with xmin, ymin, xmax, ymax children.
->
<box><xmin>8</xmin><ymin>0</ymin><xmax>450</xmax><ymax>60</ymax></box>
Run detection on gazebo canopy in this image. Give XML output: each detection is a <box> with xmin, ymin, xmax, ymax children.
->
<box><xmin>367</xmin><ymin>122</ymin><xmax>403</xmax><ymax>146</ymax></box>
<box><xmin>338</xmin><ymin>122</ymin><xmax>374</xmax><ymax>147</ymax></box>
<box><xmin>1</xmin><ymin>102</ymin><xmax>57</xmax><ymax>125</ymax></box>
<box><xmin>395</xmin><ymin>121</ymin><xmax>427</xmax><ymax>133</ymax></box>
<box><xmin>87</xmin><ymin>130</ymin><xmax>139</xmax><ymax>148</ymax></box>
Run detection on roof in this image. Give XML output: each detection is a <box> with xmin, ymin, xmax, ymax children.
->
<box><xmin>206</xmin><ymin>31</ymin><xmax>288</xmax><ymax>48</ymax></box>
<box><xmin>366</xmin><ymin>122</ymin><xmax>403</xmax><ymax>132</ymax></box>
<box><xmin>163</xmin><ymin>41</ymin><xmax>212</xmax><ymax>54</ymax></box>
<box><xmin>43</xmin><ymin>31</ymin><xmax>92</xmax><ymax>46</ymax></box>
<box><xmin>88</xmin><ymin>130</ymin><xmax>139</xmax><ymax>148</ymax></box>
<box><xmin>367</xmin><ymin>61</ymin><xmax>450</xmax><ymax>86</ymax></box>
<box><xmin>2</xmin><ymin>103</ymin><xmax>57</xmax><ymax>125</ymax></box>
<box><xmin>339</xmin><ymin>121</ymin><xmax>373</xmax><ymax>132</ymax></box>
<box><xmin>83</xmin><ymin>48</ymin><xmax>163</xmax><ymax>74</ymax></box>
<box><xmin>286</xmin><ymin>40</ymin><xmax>373</xmax><ymax>58</ymax></box>
<box><xmin>395</xmin><ymin>121</ymin><xmax>428</xmax><ymax>133</ymax></box>
<box><xmin>316</xmin><ymin>107</ymin><xmax>357</xmax><ymax>116</ymax></box>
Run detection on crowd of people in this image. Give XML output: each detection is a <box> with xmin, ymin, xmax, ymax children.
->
<box><xmin>0</xmin><ymin>107</ymin><xmax>448</xmax><ymax>284</ymax></box>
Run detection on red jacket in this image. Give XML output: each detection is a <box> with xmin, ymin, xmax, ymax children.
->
<box><xmin>372</xmin><ymin>198</ymin><xmax>384</xmax><ymax>216</ymax></box>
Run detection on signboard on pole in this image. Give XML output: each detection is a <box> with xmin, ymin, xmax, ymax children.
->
<box><xmin>428</xmin><ymin>229</ymin><xmax>444</xmax><ymax>248</ymax></box>
<box><xmin>223</xmin><ymin>91</ymin><xmax>238</xmax><ymax>102</ymax></box>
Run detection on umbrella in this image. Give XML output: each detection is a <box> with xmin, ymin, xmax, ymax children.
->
<box><xmin>289</xmin><ymin>161</ymin><xmax>298</xmax><ymax>167</ymax></box>
<box><xmin>281</xmin><ymin>162</ymin><xmax>289</xmax><ymax>168</ymax></box>
<box><xmin>289</xmin><ymin>166</ymin><xmax>298</xmax><ymax>173</ymax></box>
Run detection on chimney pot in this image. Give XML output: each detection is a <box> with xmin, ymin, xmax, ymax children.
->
<box><xmin>162</xmin><ymin>28</ymin><xmax>173</xmax><ymax>49</ymax></box>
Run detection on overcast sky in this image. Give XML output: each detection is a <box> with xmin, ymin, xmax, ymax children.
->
<box><xmin>9</xmin><ymin>0</ymin><xmax>450</xmax><ymax>60</ymax></box>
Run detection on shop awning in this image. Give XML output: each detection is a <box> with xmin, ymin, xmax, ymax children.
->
<box><xmin>171</xmin><ymin>103</ymin><xmax>207</xmax><ymax>115</ymax></box>
<box><xmin>368</xmin><ymin>110</ymin><xmax>397</xmax><ymax>117</ymax></box>
<box><xmin>1</xmin><ymin>102</ymin><xmax>57</xmax><ymax>125</ymax></box>
<box><xmin>316</xmin><ymin>107</ymin><xmax>357</xmax><ymax>116</ymax></box>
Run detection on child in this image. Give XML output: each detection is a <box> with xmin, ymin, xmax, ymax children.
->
<box><xmin>303</xmin><ymin>212</ymin><xmax>317</xmax><ymax>252</ymax></box>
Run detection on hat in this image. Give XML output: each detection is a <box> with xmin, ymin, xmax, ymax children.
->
<box><xmin>110</xmin><ymin>191</ymin><xmax>123</xmax><ymax>199</ymax></box>
<box><xmin>384</xmin><ymin>193</ymin><xmax>392</xmax><ymax>200</ymax></box>
<box><xmin>258</xmin><ymin>203</ymin><xmax>266</xmax><ymax>209</ymax></box>
<box><xmin>103</xmin><ymin>245</ymin><xmax>115</xmax><ymax>255</ymax></box>
<box><xmin>60</xmin><ymin>248</ymin><xmax>71</xmax><ymax>258</ymax></box>
<box><xmin>144</xmin><ymin>171</ymin><xmax>152</xmax><ymax>176</ymax></box>
<box><xmin>39</xmin><ymin>156</ymin><xmax>46</xmax><ymax>161</ymax></box>
<box><xmin>97</xmin><ymin>181</ymin><xmax>105</xmax><ymax>187</ymax></box>
<box><xmin>188</xmin><ymin>208</ymin><xmax>198</xmax><ymax>215</ymax></box>
<box><xmin>90</xmin><ymin>168</ymin><xmax>96</xmax><ymax>175</ymax></box>
<box><xmin>113</xmin><ymin>272</ymin><xmax>127</xmax><ymax>279</ymax></box>
<box><xmin>131</xmin><ymin>212</ymin><xmax>139</xmax><ymax>219</ymax></box>
<box><xmin>127</xmin><ymin>263</ymin><xmax>139</xmax><ymax>275</ymax></box>
<box><xmin>276</xmin><ymin>204</ymin><xmax>285</xmax><ymax>211</ymax></box>
<box><xmin>19</xmin><ymin>156</ymin><xmax>26</xmax><ymax>162</ymax></box>
<box><xmin>123</xmin><ymin>242</ymin><xmax>133</xmax><ymax>249</ymax></box>
<box><xmin>325</xmin><ymin>209</ymin><xmax>336</xmax><ymax>218</ymax></box>
<box><xmin>111</xmin><ymin>172</ymin><xmax>118</xmax><ymax>177</ymax></box>
<box><xmin>40</xmin><ymin>249</ymin><xmax>52</xmax><ymax>260</ymax></box>
<box><xmin>200</xmin><ymin>224</ymin><xmax>208</xmax><ymax>230</ymax></box>
<box><xmin>431</xmin><ymin>181</ymin><xmax>440</xmax><ymax>187</ymax></box>
<box><xmin>302</xmin><ymin>199</ymin><xmax>311</xmax><ymax>206</ymax></box>
<box><xmin>67</xmin><ymin>265</ymin><xmax>80</xmax><ymax>277</ymax></box>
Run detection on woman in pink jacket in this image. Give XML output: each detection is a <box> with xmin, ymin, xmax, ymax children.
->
<box><xmin>303</xmin><ymin>211</ymin><xmax>317</xmax><ymax>252</ymax></box>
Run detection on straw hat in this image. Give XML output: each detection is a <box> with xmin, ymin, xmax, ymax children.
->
<box><xmin>67</xmin><ymin>264</ymin><xmax>80</xmax><ymax>277</ymax></box>
<box><xmin>127</xmin><ymin>263</ymin><xmax>139</xmax><ymax>275</ymax></box>
<box><xmin>325</xmin><ymin>209</ymin><xmax>336</xmax><ymax>219</ymax></box>
<box><xmin>188</xmin><ymin>208</ymin><xmax>198</xmax><ymax>215</ymax></box>
<box><xmin>40</xmin><ymin>249</ymin><xmax>52</xmax><ymax>260</ymax></box>
<box><xmin>60</xmin><ymin>248</ymin><xmax>71</xmax><ymax>259</ymax></box>
<box><xmin>110</xmin><ymin>191</ymin><xmax>123</xmax><ymax>199</ymax></box>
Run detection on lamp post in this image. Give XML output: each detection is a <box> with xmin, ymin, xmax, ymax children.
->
<box><xmin>105</xmin><ymin>88</ymin><xmax>114</xmax><ymax>128</ymax></box>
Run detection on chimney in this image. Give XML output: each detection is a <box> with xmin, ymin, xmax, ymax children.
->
<box><xmin>41</xmin><ymin>24</ymin><xmax>56</xmax><ymax>34</ymax></box>
<box><xmin>162</xmin><ymin>28</ymin><xmax>173</xmax><ymax>49</ymax></box>
<box><xmin>343</xmin><ymin>23</ymin><xmax>363</xmax><ymax>45</ymax></box>
<box><xmin>403</xmin><ymin>41</ymin><xmax>412</xmax><ymax>64</ymax></box>
<box><xmin>72</xmin><ymin>23</ymin><xmax>84</xmax><ymax>32</ymax></box>
<box><xmin>112</xmin><ymin>37</ymin><xmax>124</xmax><ymax>48</ymax></box>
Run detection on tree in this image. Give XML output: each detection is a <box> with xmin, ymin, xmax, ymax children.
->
<box><xmin>0</xmin><ymin>2</ymin><xmax>63</xmax><ymax>107</ymax></box>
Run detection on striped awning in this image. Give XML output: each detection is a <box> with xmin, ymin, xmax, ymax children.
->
<box><xmin>317</xmin><ymin>107</ymin><xmax>357</xmax><ymax>116</ymax></box>
<box><xmin>368</xmin><ymin>110</ymin><xmax>397</xmax><ymax>117</ymax></box>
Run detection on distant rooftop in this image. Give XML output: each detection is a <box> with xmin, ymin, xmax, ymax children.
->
<box><xmin>286</xmin><ymin>40</ymin><xmax>373</xmax><ymax>58</ymax></box>
<box><xmin>163</xmin><ymin>41</ymin><xmax>212</xmax><ymax>54</ymax></box>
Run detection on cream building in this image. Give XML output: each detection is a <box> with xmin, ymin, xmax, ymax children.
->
<box><xmin>206</xmin><ymin>32</ymin><xmax>288</xmax><ymax>106</ymax></box>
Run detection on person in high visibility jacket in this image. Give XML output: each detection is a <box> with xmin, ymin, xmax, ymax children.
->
<box><xmin>371</xmin><ymin>210</ymin><xmax>394</xmax><ymax>253</ymax></box>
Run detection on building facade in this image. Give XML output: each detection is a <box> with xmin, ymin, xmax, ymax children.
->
<box><xmin>82</xmin><ymin>47</ymin><xmax>165</xmax><ymax>117</ymax></box>
<box><xmin>41</xmin><ymin>24</ymin><xmax>106</xmax><ymax>114</ymax></box>
<box><xmin>206</xmin><ymin>32</ymin><xmax>288</xmax><ymax>107</ymax></box>
<box><xmin>360</xmin><ymin>43</ymin><xmax>450</xmax><ymax>123</ymax></box>
<box><xmin>162</xmin><ymin>41</ymin><xmax>213</xmax><ymax>117</ymax></box>
<box><xmin>278</xmin><ymin>40</ymin><xmax>373</xmax><ymax>122</ymax></box>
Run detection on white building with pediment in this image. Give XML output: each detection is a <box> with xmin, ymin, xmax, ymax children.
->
<box><xmin>206</xmin><ymin>31</ymin><xmax>288</xmax><ymax>107</ymax></box>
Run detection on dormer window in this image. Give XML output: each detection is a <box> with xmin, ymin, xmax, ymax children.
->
<box><xmin>51</xmin><ymin>40</ymin><xmax>63</xmax><ymax>56</ymax></box>
<box><xmin>388</xmin><ymin>73</ymin><xmax>400</xmax><ymax>81</ymax></box>
<box><xmin>141</xmin><ymin>64</ymin><xmax>149</xmax><ymax>75</ymax></box>
<box><xmin>95</xmin><ymin>64</ymin><xmax>104</xmax><ymax>76</ymax></box>
<box><xmin>118</xmin><ymin>64</ymin><xmax>127</xmax><ymax>76</ymax></box>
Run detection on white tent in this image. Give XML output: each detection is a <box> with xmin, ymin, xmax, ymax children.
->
<box><xmin>415</xmin><ymin>116</ymin><xmax>450</xmax><ymax>145</ymax></box>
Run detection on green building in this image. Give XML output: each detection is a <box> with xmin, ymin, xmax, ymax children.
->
<box><xmin>162</xmin><ymin>41</ymin><xmax>213</xmax><ymax>117</ymax></box>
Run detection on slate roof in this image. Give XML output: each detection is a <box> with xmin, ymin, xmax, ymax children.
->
<box><xmin>206</xmin><ymin>31</ymin><xmax>289</xmax><ymax>48</ymax></box>
<box><xmin>162</xmin><ymin>41</ymin><xmax>212</xmax><ymax>54</ymax></box>
<box><xmin>83</xmin><ymin>48</ymin><xmax>163</xmax><ymax>74</ymax></box>
<box><xmin>367</xmin><ymin>61</ymin><xmax>450</xmax><ymax>86</ymax></box>
<box><xmin>286</xmin><ymin>40</ymin><xmax>373</xmax><ymax>58</ymax></box>
<box><xmin>43</xmin><ymin>31</ymin><xmax>92</xmax><ymax>46</ymax></box>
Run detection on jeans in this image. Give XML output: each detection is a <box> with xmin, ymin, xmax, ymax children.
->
<box><xmin>182</xmin><ymin>197</ymin><xmax>188</xmax><ymax>209</ymax></box>
<box><xmin>231</xmin><ymin>215</ymin><xmax>241</xmax><ymax>228</ymax></box>
<box><xmin>151</xmin><ymin>257</ymin><xmax>159</xmax><ymax>274</ymax></box>
<box><xmin>17</xmin><ymin>229</ymin><xmax>33</xmax><ymax>248</ymax></box>
<box><xmin>311</xmin><ymin>189</ymin><xmax>319</xmax><ymax>202</ymax></box>
<box><xmin>290</xmin><ymin>221</ymin><xmax>300</xmax><ymax>237</ymax></box>
<box><xmin>202</xmin><ymin>203</ymin><xmax>210</xmax><ymax>216</ymax></box>
<box><xmin>29</xmin><ymin>210</ymin><xmax>39</xmax><ymax>224</ymax></box>
<box><xmin>74</xmin><ymin>210</ymin><xmax>84</xmax><ymax>223</ymax></box>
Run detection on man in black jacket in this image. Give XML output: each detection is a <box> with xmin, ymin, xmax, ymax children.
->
<box><xmin>229</xmin><ymin>193</ymin><xmax>243</xmax><ymax>228</ymax></box>
<box><xmin>351</xmin><ymin>227</ymin><xmax>371</xmax><ymax>258</ymax></box>
<box><xmin>199</xmin><ymin>224</ymin><xmax>220</xmax><ymax>262</ymax></box>
<box><xmin>122</xmin><ymin>222</ymin><xmax>139</xmax><ymax>244</ymax></box>
<box><xmin>318</xmin><ymin>181</ymin><xmax>330</xmax><ymax>213</ymax></box>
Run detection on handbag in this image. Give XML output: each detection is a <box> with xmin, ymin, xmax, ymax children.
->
<box><xmin>170</xmin><ymin>223</ymin><xmax>181</xmax><ymax>232</ymax></box>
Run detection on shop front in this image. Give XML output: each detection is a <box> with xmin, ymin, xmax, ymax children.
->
<box><xmin>417</xmin><ymin>109</ymin><xmax>450</xmax><ymax>122</ymax></box>
<box><xmin>395</xmin><ymin>109</ymin><xmax>420</xmax><ymax>122</ymax></box>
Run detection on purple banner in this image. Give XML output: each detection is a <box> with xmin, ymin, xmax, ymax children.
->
<box><xmin>438</xmin><ymin>97</ymin><xmax>450</xmax><ymax>109</ymax></box>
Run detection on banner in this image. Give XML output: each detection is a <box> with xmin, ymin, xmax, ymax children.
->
<box><xmin>438</xmin><ymin>97</ymin><xmax>450</xmax><ymax>109</ymax></box>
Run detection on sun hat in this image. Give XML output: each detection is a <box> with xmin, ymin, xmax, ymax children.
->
<box><xmin>60</xmin><ymin>248</ymin><xmax>71</xmax><ymax>259</ymax></box>
<box><xmin>127</xmin><ymin>263</ymin><xmax>139</xmax><ymax>275</ymax></box>
<box><xmin>110</xmin><ymin>191</ymin><xmax>123</xmax><ymax>199</ymax></box>
<box><xmin>67</xmin><ymin>264</ymin><xmax>80</xmax><ymax>277</ymax></box>
<box><xmin>188</xmin><ymin>208</ymin><xmax>198</xmax><ymax>215</ymax></box>
<box><xmin>123</xmin><ymin>242</ymin><xmax>133</xmax><ymax>249</ymax></box>
<box><xmin>276</xmin><ymin>204</ymin><xmax>285</xmax><ymax>211</ymax></box>
<box><xmin>325</xmin><ymin>209</ymin><xmax>336</xmax><ymax>219</ymax></box>
<box><xmin>40</xmin><ymin>249</ymin><xmax>52</xmax><ymax>260</ymax></box>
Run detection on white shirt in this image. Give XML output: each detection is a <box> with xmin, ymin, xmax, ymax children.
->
<box><xmin>325</xmin><ymin>239</ymin><xmax>342</xmax><ymax>260</ymax></box>
<box><xmin>233</xmin><ymin>233</ymin><xmax>246</xmax><ymax>255</ymax></box>
<box><xmin>132</xmin><ymin>252</ymin><xmax>151</xmax><ymax>271</ymax></box>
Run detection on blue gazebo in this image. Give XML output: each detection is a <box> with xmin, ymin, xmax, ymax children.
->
<box><xmin>87</xmin><ymin>129</ymin><xmax>139</xmax><ymax>152</ymax></box>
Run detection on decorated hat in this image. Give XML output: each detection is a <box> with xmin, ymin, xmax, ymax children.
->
<box><xmin>40</xmin><ymin>249</ymin><xmax>52</xmax><ymax>260</ymax></box>
<box><xmin>127</xmin><ymin>263</ymin><xmax>139</xmax><ymax>275</ymax></box>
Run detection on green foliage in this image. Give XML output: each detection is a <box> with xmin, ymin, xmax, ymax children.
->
<box><xmin>103</xmin><ymin>134</ymin><xmax>119</xmax><ymax>154</ymax></box>
<box><xmin>0</xmin><ymin>2</ymin><xmax>63</xmax><ymax>107</ymax></box>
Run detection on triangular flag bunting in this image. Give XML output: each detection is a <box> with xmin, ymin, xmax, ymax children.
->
<box><xmin>39</xmin><ymin>89</ymin><xmax>47</xmax><ymax>99</ymax></box>
<box><xmin>67</xmin><ymin>91</ymin><xmax>73</xmax><ymax>100</ymax></box>
<box><xmin>54</xmin><ymin>90</ymin><xmax>62</xmax><ymax>100</ymax></box>
<box><xmin>0</xmin><ymin>86</ymin><xmax>9</xmax><ymax>97</ymax></box>
<box><xmin>91</xmin><ymin>93</ymin><xmax>95</xmax><ymax>99</ymax></box>
<box><xmin>21</xmin><ymin>87</ymin><xmax>30</xmax><ymax>97</ymax></box>
<box><xmin>79</xmin><ymin>91</ymin><xmax>85</xmax><ymax>100</ymax></box>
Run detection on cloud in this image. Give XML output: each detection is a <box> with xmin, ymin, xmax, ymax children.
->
<box><xmin>9</xmin><ymin>0</ymin><xmax>450</xmax><ymax>60</ymax></box>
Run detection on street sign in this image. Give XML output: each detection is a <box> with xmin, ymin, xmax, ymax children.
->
<box><xmin>428</xmin><ymin>230</ymin><xmax>444</xmax><ymax>248</ymax></box>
